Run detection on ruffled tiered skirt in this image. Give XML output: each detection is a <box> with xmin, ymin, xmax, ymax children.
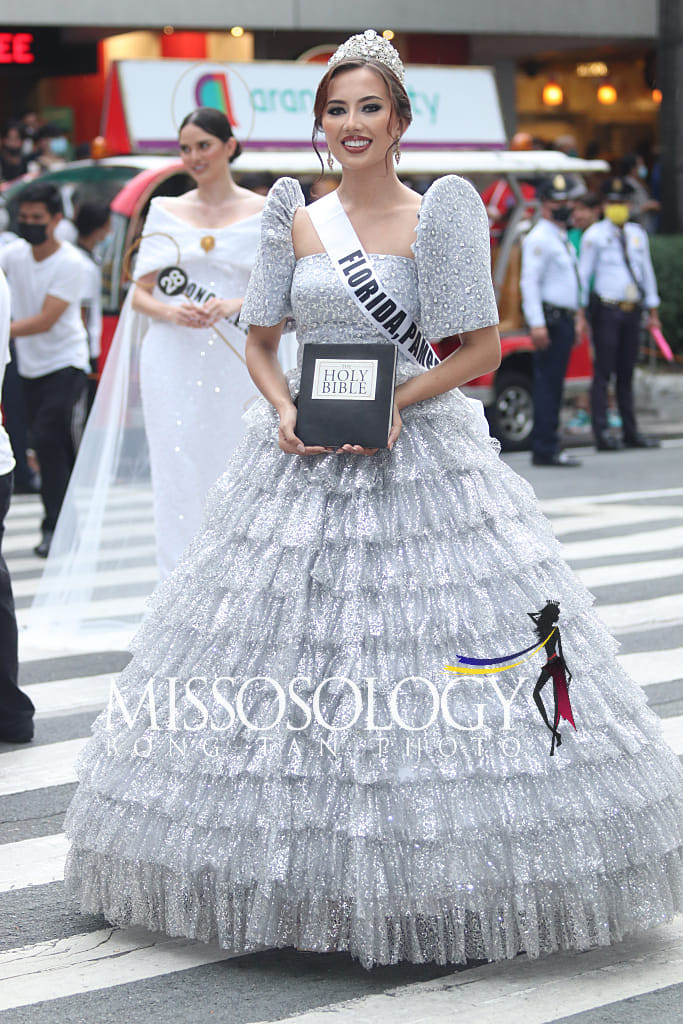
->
<box><xmin>64</xmin><ymin>372</ymin><xmax>683</xmax><ymax>968</ymax></box>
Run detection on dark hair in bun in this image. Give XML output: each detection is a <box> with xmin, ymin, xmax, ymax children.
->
<box><xmin>178</xmin><ymin>107</ymin><xmax>242</xmax><ymax>163</ymax></box>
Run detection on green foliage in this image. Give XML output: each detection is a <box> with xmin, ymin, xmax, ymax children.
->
<box><xmin>649</xmin><ymin>235</ymin><xmax>683</xmax><ymax>355</ymax></box>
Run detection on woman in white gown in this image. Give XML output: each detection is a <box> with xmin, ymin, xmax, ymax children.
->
<box><xmin>29</xmin><ymin>109</ymin><xmax>293</xmax><ymax>644</ymax></box>
<box><xmin>64</xmin><ymin>34</ymin><xmax>683</xmax><ymax>967</ymax></box>
<box><xmin>131</xmin><ymin>108</ymin><xmax>266</xmax><ymax>577</ymax></box>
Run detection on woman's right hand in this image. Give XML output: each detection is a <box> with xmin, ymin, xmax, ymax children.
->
<box><xmin>169</xmin><ymin>302</ymin><xmax>211</xmax><ymax>328</ymax></box>
<box><xmin>278</xmin><ymin>403</ymin><xmax>331</xmax><ymax>456</ymax></box>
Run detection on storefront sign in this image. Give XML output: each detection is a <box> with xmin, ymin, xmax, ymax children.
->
<box><xmin>113</xmin><ymin>60</ymin><xmax>506</xmax><ymax>151</ymax></box>
<box><xmin>0</xmin><ymin>28</ymin><xmax>96</xmax><ymax>75</ymax></box>
<box><xmin>0</xmin><ymin>32</ymin><xmax>34</xmax><ymax>64</ymax></box>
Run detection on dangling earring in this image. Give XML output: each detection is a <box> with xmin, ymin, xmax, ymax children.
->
<box><xmin>327</xmin><ymin>151</ymin><xmax>335</xmax><ymax>170</ymax></box>
<box><xmin>393</xmin><ymin>137</ymin><xmax>401</xmax><ymax>165</ymax></box>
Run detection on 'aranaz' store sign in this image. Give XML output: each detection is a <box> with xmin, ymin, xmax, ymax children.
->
<box><xmin>111</xmin><ymin>59</ymin><xmax>505</xmax><ymax>151</ymax></box>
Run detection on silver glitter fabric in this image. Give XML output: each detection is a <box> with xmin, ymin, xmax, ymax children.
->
<box><xmin>64</xmin><ymin>176</ymin><xmax>683</xmax><ymax>970</ymax></box>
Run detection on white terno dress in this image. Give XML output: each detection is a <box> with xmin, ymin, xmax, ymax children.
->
<box><xmin>136</xmin><ymin>199</ymin><xmax>272</xmax><ymax>577</ymax></box>
<box><xmin>63</xmin><ymin>177</ymin><xmax>683</xmax><ymax>968</ymax></box>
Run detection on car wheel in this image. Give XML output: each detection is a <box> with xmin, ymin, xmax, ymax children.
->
<box><xmin>486</xmin><ymin>370</ymin><xmax>534</xmax><ymax>451</ymax></box>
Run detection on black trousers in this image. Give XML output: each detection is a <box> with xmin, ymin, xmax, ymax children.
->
<box><xmin>21</xmin><ymin>366</ymin><xmax>87</xmax><ymax>534</ymax></box>
<box><xmin>590</xmin><ymin>304</ymin><xmax>641</xmax><ymax>442</ymax></box>
<box><xmin>0</xmin><ymin>340</ymin><xmax>35</xmax><ymax>488</ymax></box>
<box><xmin>531</xmin><ymin>310</ymin><xmax>574</xmax><ymax>459</ymax></box>
<box><xmin>0</xmin><ymin>470</ymin><xmax>34</xmax><ymax>740</ymax></box>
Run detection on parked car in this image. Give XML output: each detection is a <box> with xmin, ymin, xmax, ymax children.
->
<box><xmin>0</xmin><ymin>149</ymin><xmax>607</xmax><ymax>449</ymax></box>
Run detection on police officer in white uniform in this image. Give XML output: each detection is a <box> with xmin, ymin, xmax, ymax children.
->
<box><xmin>578</xmin><ymin>177</ymin><xmax>661</xmax><ymax>451</ymax></box>
<box><xmin>520</xmin><ymin>175</ymin><xmax>583</xmax><ymax>467</ymax></box>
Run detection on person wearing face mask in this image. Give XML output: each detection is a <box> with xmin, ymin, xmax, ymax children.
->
<box><xmin>28</xmin><ymin>123</ymin><xmax>69</xmax><ymax>173</ymax></box>
<box><xmin>0</xmin><ymin>122</ymin><xmax>29</xmax><ymax>183</ymax></box>
<box><xmin>578</xmin><ymin>177</ymin><xmax>661</xmax><ymax>451</ymax></box>
<box><xmin>520</xmin><ymin>175</ymin><xmax>583</xmax><ymax>467</ymax></box>
<box><xmin>620</xmin><ymin>153</ymin><xmax>660</xmax><ymax>235</ymax></box>
<box><xmin>0</xmin><ymin>181</ymin><xmax>88</xmax><ymax>557</ymax></box>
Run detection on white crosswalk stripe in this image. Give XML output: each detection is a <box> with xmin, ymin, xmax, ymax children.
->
<box><xmin>596</xmin><ymin>594</ymin><xmax>683</xmax><ymax>632</ymax></box>
<box><xmin>0</xmin><ymin>927</ymin><xmax>245</xmax><ymax>1011</ymax></box>
<box><xmin>1</xmin><ymin>485</ymin><xmax>681</xmax><ymax>1020</ymax></box>
<box><xmin>0</xmin><ymin>738</ymin><xmax>88</xmax><ymax>796</ymax></box>
<box><xmin>250</xmin><ymin>919</ymin><xmax>683</xmax><ymax>1024</ymax></box>
<box><xmin>24</xmin><ymin>673</ymin><xmax>113</xmax><ymax>717</ymax></box>
<box><xmin>549</xmin><ymin>502</ymin><xmax>683</xmax><ymax>536</ymax></box>
<box><xmin>3</xmin><ymin>530</ymin><xmax>155</xmax><ymax>557</ymax></box>
<box><xmin>0</xmin><ymin>833</ymin><xmax>69</xmax><ymax>893</ymax></box>
<box><xmin>576</xmin><ymin>558</ymin><xmax>683</xmax><ymax>589</ymax></box>
<box><xmin>561</xmin><ymin>524</ymin><xmax>683</xmax><ymax>561</ymax></box>
<box><xmin>11</xmin><ymin>565</ymin><xmax>158</xmax><ymax>599</ymax></box>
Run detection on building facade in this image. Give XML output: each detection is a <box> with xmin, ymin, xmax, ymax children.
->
<box><xmin>0</xmin><ymin>3</ymin><xmax>661</xmax><ymax>165</ymax></box>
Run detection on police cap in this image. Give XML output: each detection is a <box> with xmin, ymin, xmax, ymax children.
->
<box><xmin>601</xmin><ymin>176</ymin><xmax>635</xmax><ymax>202</ymax></box>
<box><xmin>537</xmin><ymin>175</ymin><xmax>572</xmax><ymax>202</ymax></box>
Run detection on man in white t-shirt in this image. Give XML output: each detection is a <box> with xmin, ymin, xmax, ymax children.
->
<box><xmin>0</xmin><ymin>268</ymin><xmax>35</xmax><ymax>743</ymax></box>
<box><xmin>0</xmin><ymin>181</ymin><xmax>89</xmax><ymax>557</ymax></box>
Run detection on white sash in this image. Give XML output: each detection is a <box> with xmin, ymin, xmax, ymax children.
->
<box><xmin>307</xmin><ymin>190</ymin><xmax>440</xmax><ymax>371</ymax></box>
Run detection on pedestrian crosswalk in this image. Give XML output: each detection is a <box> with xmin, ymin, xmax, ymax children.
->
<box><xmin>1</xmin><ymin>475</ymin><xmax>682</xmax><ymax>1023</ymax></box>
<box><xmin>0</xmin><ymin>928</ymin><xmax>240</xmax><ymax>1012</ymax></box>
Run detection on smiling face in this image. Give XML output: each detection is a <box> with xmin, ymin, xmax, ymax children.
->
<box><xmin>178</xmin><ymin>123</ymin><xmax>235</xmax><ymax>183</ymax></box>
<box><xmin>321</xmin><ymin>66</ymin><xmax>404</xmax><ymax>171</ymax></box>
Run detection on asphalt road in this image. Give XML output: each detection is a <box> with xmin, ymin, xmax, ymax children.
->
<box><xmin>1</xmin><ymin>438</ymin><xmax>681</xmax><ymax>1024</ymax></box>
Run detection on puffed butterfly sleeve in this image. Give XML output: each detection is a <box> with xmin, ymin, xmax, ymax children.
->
<box><xmin>414</xmin><ymin>174</ymin><xmax>499</xmax><ymax>340</ymax></box>
<box><xmin>240</xmin><ymin>176</ymin><xmax>305</xmax><ymax>327</ymax></box>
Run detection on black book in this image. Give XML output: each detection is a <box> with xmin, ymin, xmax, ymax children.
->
<box><xmin>295</xmin><ymin>343</ymin><xmax>397</xmax><ymax>448</ymax></box>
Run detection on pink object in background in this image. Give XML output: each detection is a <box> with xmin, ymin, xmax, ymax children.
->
<box><xmin>650</xmin><ymin>326</ymin><xmax>674</xmax><ymax>362</ymax></box>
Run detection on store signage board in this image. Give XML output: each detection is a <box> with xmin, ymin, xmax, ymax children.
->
<box><xmin>114</xmin><ymin>60</ymin><xmax>506</xmax><ymax>151</ymax></box>
<box><xmin>0</xmin><ymin>32</ymin><xmax>34</xmax><ymax>64</ymax></box>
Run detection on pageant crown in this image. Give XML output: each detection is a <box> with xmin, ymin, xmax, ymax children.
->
<box><xmin>328</xmin><ymin>29</ymin><xmax>406</xmax><ymax>84</ymax></box>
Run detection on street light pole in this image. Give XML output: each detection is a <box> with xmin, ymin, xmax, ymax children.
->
<box><xmin>658</xmin><ymin>0</ymin><xmax>683</xmax><ymax>233</ymax></box>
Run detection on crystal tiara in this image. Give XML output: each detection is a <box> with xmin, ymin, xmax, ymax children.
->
<box><xmin>328</xmin><ymin>29</ymin><xmax>406</xmax><ymax>85</ymax></box>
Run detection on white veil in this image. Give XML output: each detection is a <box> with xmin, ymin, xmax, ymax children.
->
<box><xmin>24</xmin><ymin>290</ymin><xmax>156</xmax><ymax>651</ymax></box>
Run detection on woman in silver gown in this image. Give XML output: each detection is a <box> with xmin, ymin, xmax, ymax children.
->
<box><xmin>64</xmin><ymin>32</ymin><xmax>683</xmax><ymax>969</ymax></box>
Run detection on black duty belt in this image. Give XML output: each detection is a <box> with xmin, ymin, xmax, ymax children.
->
<box><xmin>542</xmin><ymin>302</ymin><xmax>577</xmax><ymax>321</ymax></box>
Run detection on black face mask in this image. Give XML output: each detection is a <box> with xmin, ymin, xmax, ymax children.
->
<box><xmin>550</xmin><ymin>205</ymin><xmax>572</xmax><ymax>223</ymax></box>
<box><xmin>3</xmin><ymin>144</ymin><xmax>22</xmax><ymax>157</ymax></box>
<box><xmin>17</xmin><ymin>222</ymin><xmax>48</xmax><ymax>246</ymax></box>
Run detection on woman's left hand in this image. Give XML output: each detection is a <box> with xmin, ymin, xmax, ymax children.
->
<box><xmin>335</xmin><ymin>402</ymin><xmax>402</xmax><ymax>456</ymax></box>
<box><xmin>202</xmin><ymin>297</ymin><xmax>243</xmax><ymax>326</ymax></box>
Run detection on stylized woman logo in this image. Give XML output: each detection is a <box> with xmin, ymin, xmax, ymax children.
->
<box><xmin>445</xmin><ymin>599</ymin><xmax>577</xmax><ymax>756</ymax></box>
<box><xmin>529</xmin><ymin>601</ymin><xmax>576</xmax><ymax>756</ymax></box>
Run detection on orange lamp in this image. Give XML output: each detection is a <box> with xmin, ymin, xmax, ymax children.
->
<box><xmin>542</xmin><ymin>80</ymin><xmax>564</xmax><ymax>107</ymax></box>
<box><xmin>652</xmin><ymin>88</ymin><xmax>663</xmax><ymax>104</ymax></box>
<box><xmin>597</xmin><ymin>81</ymin><xmax>618</xmax><ymax>105</ymax></box>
